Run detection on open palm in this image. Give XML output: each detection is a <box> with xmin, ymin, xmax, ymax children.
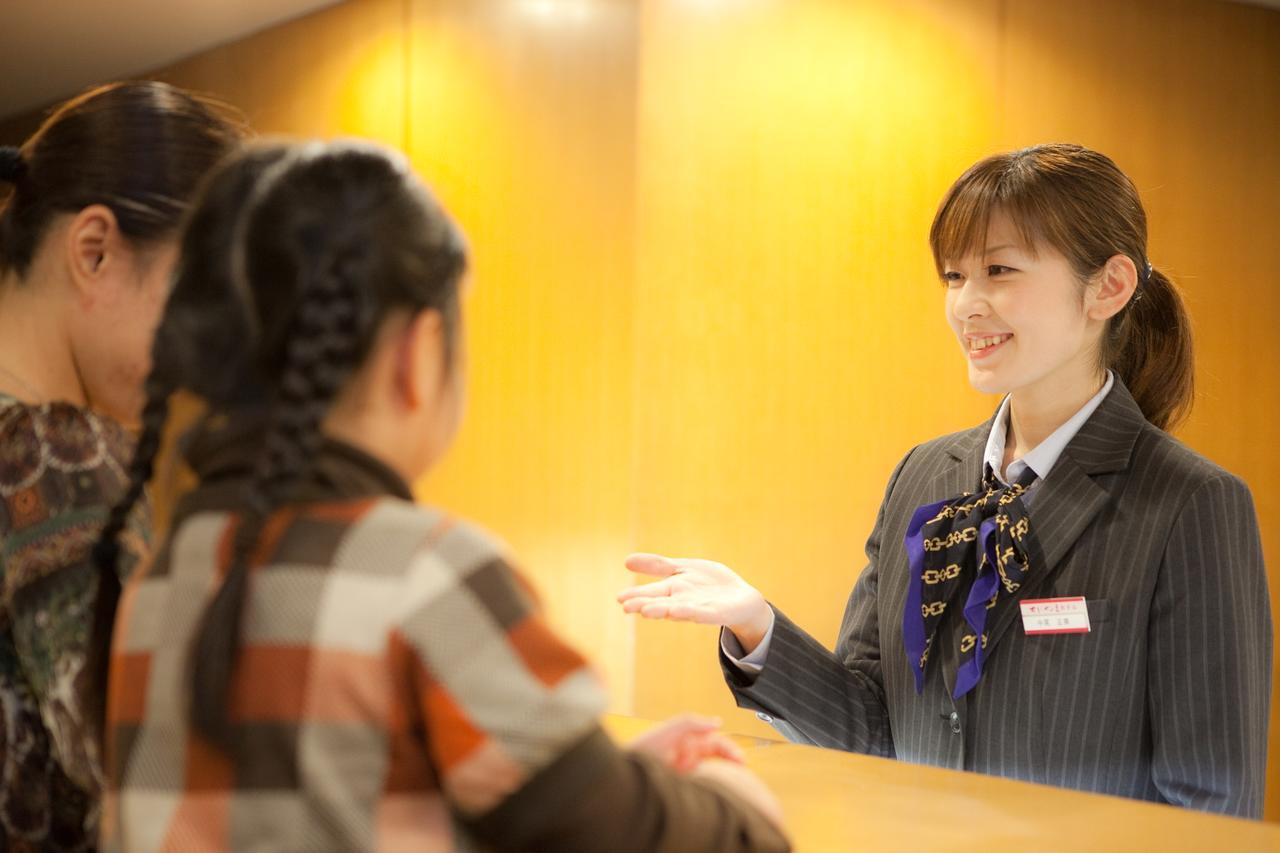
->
<box><xmin>617</xmin><ymin>553</ymin><xmax>769</xmax><ymax>631</ymax></box>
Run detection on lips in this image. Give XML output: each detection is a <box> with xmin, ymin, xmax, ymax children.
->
<box><xmin>967</xmin><ymin>333</ymin><xmax>1013</xmax><ymax>359</ymax></box>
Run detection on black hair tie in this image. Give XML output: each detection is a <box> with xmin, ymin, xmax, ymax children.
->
<box><xmin>1131</xmin><ymin>258</ymin><xmax>1154</xmax><ymax>304</ymax></box>
<box><xmin>0</xmin><ymin>146</ymin><xmax>27</xmax><ymax>183</ymax></box>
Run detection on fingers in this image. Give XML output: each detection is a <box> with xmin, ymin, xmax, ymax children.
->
<box><xmin>616</xmin><ymin>577</ymin><xmax>677</xmax><ymax>604</ymax></box>
<box><xmin>654</xmin><ymin>600</ymin><xmax>719</xmax><ymax>623</ymax></box>
<box><xmin>624</xmin><ymin>552</ymin><xmax>680</xmax><ymax>578</ymax></box>
<box><xmin>633</xmin><ymin>599</ymin><xmax>719</xmax><ymax>624</ymax></box>
<box><xmin>628</xmin><ymin>714</ymin><xmax>720</xmax><ymax>762</ymax></box>
<box><xmin>620</xmin><ymin>594</ymin><xmax>674</xmax><ymax>615</ymax></box>
<box><xmin>619</xmin><ymin>555</ymin><xmax>727</xmax><ymax>625</ymax></box>
<box><xmin>629</xmin><ymin>717</ymin><xmax>749</xmax><ymax>775</ymax></box>
<box><xmin>702</xmin><ymin>733</ymin><xmax>745</xmax><ymax>764</ymax></box>
<box><xmin>674</xmin><ymin>732</ymin><xmax>745</xmax><ymax>773</ymax></box>
<box><xmin>618</xmin><ymin>596</ymin><xmax>663</xmax><ymax>616</ymax></box>
<box><xmin>632</xmin><ymin>714</ymin><xmax>719</xmax><ymax>749</ymax></box>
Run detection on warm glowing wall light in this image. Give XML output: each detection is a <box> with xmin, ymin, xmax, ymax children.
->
<box><xmin>677</xmin><ymin>0</ymin><xmax>768</xmax><ymax>13</ymax></box>
<box><xmin>518</xmin><ymin>0</ymin><xmax>594</xmax><ymax>24</ymax></box>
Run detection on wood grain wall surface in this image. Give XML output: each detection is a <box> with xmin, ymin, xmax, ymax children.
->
<box><xmin>2</xmin><ymin>0</ymin><xmax>1276</xmax><ymax>820</ymax></box>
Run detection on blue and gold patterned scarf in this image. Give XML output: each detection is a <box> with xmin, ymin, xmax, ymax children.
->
<box><xmin>902</xmin><ymin>467</ymin><xmax>1038</xmax><ymax>698</ymax></box>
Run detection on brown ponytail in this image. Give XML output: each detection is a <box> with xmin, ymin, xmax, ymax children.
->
<box><xmin>1102</xmin><ymin>266</ymin><xmax>1194</xmax><ymax>430</ymax></box>
<box><xmin>930</xmin><ymin>143</ymin><xmax>1195</xmax><ymax>430</ymax></box>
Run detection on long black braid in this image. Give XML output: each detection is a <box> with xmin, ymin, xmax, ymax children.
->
<box><xmin>93</xmin><ymin>141</ymin><xmax>467</xmax><ymax>754</ymax></box>
<box><xmin>191</xmin><ymin>239</ymin><xmax>368</xmax><ymax>749</ymax></box>
<box><xmin>87</xmin><ymin>370</ymin><xmax>173</xmax><ymax>737</ymax></box>
<box><xmin>88</xmin><ymin>147</ymin><xmax>295</xmax><ymax>742</ymax></box>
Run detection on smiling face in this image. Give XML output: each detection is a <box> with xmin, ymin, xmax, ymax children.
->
<box><xmin>942</xmin><ymin>209</ymin><xmax>1104</xmax><ymax>400</ymax></box>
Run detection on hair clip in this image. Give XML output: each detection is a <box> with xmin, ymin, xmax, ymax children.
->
<box><xmin>0</xmin><ymin>145</ymin><xmax>27</xmax><ymax>183</ymax></box>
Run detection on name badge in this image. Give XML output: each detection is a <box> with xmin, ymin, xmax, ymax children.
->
<box><xmin>1020</xmin><ymin>596</ymin><xmax>1091</xmax><ymax>635</ymax></box>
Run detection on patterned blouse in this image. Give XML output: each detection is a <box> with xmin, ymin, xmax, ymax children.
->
<box><xmin>0</xmin><ymin>393</ymin><xmax>148</xmax><ymax>851</ymax></box>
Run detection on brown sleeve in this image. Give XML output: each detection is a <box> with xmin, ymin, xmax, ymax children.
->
<box><xmin>462</xmin><ymin>727</ymin><xmax>791</xmax><ymax>853</ymax></box>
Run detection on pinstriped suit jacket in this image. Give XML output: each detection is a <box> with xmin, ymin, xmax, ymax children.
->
<box><xmin>722</xmin><ymin>380</ymin><xmax>1273</xmax><ymax>817</ymax></box>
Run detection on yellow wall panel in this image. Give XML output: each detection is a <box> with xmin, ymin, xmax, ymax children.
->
<box><xmin>73</xmin><ymin>0</ymin><xmax>414</xmax><ymax>533</ymax></box>
<box><xmin>2</xmin><ymin>0</ymin><xmax>1276</xmax><ymax>820</ymax></box>
<box><xmin>995</xmin><ymin>0</ymin><xmax>1280</xmax><ymax>818</ymax></box>
<box><xmin>158</xmin><ymin>0</ymin><xmax>408</xmax><ymax>144</ymax></box>
<box><xmin>632</xmin><ymin>0</ymin><xmax>1004</xmax><ymax>740</ymax></box>
<box><xmin>406</xmin><ymin>0</ymin><xmax>640</xmax><ymax>709</ymax></box>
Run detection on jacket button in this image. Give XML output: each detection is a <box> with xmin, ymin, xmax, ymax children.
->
<box><xmin>757</xmin><ymin>712</ymin><xmax>773</xmax><ymax>723</ymax></box>
<box><xmin>949</xmin><ymin>711</ymin><xmax>961</xmax><ymax>734</ymax></box>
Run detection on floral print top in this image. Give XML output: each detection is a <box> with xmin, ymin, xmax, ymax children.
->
<box><xmin>0</xmin><ymin>393</ymin><xmax>148</xmax><ymax>851</ymax></box>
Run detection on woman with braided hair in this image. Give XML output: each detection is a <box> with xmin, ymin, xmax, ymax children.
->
<box><xmin>619</xmin><ymin>144</ymin><xmax>1273</xmax><ymax>817</ymax></box>
<box><xmin>0</xmin><ymin>81</ymin><xmax>243</xmax><ymax>850</ymax></box>
<box><xmin>97</xmin><ymin>140</ymin><xmax>790</xmax><ymax>851</ymax></box>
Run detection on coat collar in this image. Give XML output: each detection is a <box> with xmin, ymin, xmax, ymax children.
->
<box><xmin>940</xmin><ymin>378</ymin><xmax>1147</xmax><ymax>475</ymax></box>
<box><xmin>931</xmin><ymin>379</ymin><xmax>1150</xmax><ymax>681</ymax></box>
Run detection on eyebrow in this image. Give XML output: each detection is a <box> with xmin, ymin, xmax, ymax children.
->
<box><xmin>941</xmin><ymin>243</ymin><xmax>1027</xmax><ymax>270</ymax></box>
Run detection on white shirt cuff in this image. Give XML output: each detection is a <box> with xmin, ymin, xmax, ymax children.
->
<box><xmin>720</xmin><ymin>610</ymin><xmax>777</xmax><ymax>674</ymax></box>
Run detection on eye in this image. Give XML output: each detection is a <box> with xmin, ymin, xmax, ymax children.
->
<box><xmin>987</xmin><ymin>264</ymin><xmax>1016</xmax><ymax>277</ymax></box>
<box><xmin>941</xmin><ymin>271</ymin><xmax>964</xmax><ymax>288</ymax></box>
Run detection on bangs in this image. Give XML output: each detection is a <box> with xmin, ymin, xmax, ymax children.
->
<box><xmin>929</xmin><ymin>153</ymin><xmax>1052</xmax><ymax>277</ymax></box>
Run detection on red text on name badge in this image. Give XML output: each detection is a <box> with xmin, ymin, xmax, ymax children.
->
<box><xmin>1020</xmin><ymin>596</ymin><xmax>1091</xmax><ymax>635</ymax></box>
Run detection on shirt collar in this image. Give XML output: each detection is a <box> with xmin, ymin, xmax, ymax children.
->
<box><xmin>984</xmin><ymin>370</ymin><xmax>1116</xmax><ymax>486</ymax></box>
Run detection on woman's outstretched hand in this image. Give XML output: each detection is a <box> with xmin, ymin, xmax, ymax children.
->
<box><xmin>617</xmin><ymin>553</ymin><xmax>774</xmax><ymax>653</ymax></box>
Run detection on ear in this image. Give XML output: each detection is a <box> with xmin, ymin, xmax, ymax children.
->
<box><xmin>393</xmin><ymin>308</ymin><xmax>447</xmax><ymax>411</ymax></box>
<box><xmin>1086</xmin><ymin>254</ymin><xmax>1139</xmax><ymax>322</ymax></box>
<box><xmin>64</xmin><ymin>204</ymin><xmax>121</xmax><ymax>302</ymax></box>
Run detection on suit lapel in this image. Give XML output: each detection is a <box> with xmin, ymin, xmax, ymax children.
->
<box><xmin>980</xmin><ymin>379</ymin><xmax>1148</xmax><ymax>661</ymax></box>
<box><xmin>926</xmin><ymin>420</ymin><xmax>990</xmax><ymax>503</ymax></box>
<box><xmin>928</xmin><ymin>421</ymin><xmax>990</xmax><ymax>702</ymax></box>
<box><xmin>981</xmin><ymin>457</ymin><xmax>1110</xmax><ymax>657</ymax></box>
<box><xmin>908</xmin><ymin>380</ymin><xmax>1147</xmax><ymax>692</ymax></box>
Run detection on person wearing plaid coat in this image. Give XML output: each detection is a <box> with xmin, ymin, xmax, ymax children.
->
<box><xmin>95</xmin><ymin>141</ymin><xmax>790</xmax><ymax>852</ymax></box>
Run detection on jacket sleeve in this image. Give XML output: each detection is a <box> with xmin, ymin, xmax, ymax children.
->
<box><xmin>718</xmin><ymin>449</ymin><xmax>916</xmax><ymax>757</ymax></box>
<box><xmin>1146</xmin><ymin>473</ymin><xmax>1273</xmax><ymax>818</ymax></box>
<box><xmin>389</xmin><ymin>546</ymin><xmax>789</xmax><ymax>852</ymax></box>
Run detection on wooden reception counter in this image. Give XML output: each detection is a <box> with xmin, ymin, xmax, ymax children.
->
<box><xmin>605</xmin><ymin>716</ymin><xmax>1280</xmax><ymax>852</ymax></box>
